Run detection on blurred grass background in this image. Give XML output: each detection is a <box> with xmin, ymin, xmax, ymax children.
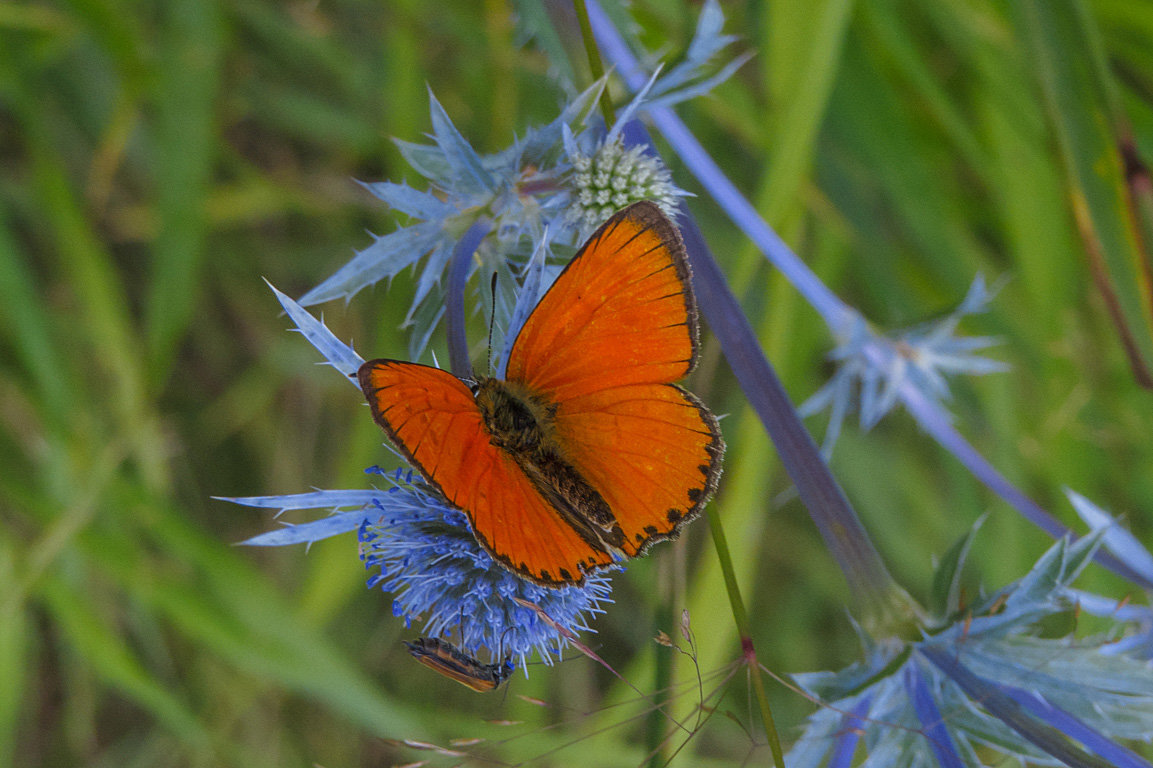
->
<box><xmin>3</xmin><ymin>0</ymin><xmax>1153</xmax><ymax>765</ymax></box>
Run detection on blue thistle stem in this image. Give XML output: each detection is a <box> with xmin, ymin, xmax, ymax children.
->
<box><xmin>445</xmin><ymin>220</ymin><xmax>490</xmax><ymax>379</ymax></box>
<box><xmin>673</xmin><ymin>200</ymin><xmax>909</xmax><ymax>625</ymax></box>
<box><xmin>901</xmin><ymin>385</ymin><xmax>1153</xmax><ymax>588</ymax></box>
<box><xmin>905</xmin><ymin>662</ymin><xmax>965</xmax><ymax>768</ymax></box>
<box><xmin>828</xmin><ymin>696</ymin><xmax>872</xmax><ymax>767</ymax></box>
<box><xmin>586</xmin><ymin>0</ymin><xmax>853</xmax><ymax>333</ymax></box>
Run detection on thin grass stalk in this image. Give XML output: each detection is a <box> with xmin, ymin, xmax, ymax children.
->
<box><xmin>706</xmin><ymin>507</ymin><xmax>785</xmax><ymax>766</ymax></box>
<box><xmin>573</xmin><ymin>0</ymin><xmax>616</xmax><ymax>129</ymax></box>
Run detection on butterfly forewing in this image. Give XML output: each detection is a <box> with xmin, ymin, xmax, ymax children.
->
<box><xmin>359</xmin><ymin>360</ymin><xmax>614</xmax><ymax>585</ymax></box>
<box><xmin>506</xmin><ymin>202</ymin><xmax>697</xmax><ymax>401</ymax></box>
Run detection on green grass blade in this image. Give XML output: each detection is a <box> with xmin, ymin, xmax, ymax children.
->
<box><xmin>0</xmin><ymin>216</ymin><xmax>69</xmax><ymax>428</ymax></box>
<box><xmin>0</xmin><ymin>541</ymin><xmax>26</xmax><ymax>768</ymax></box>
<box><xmin>760</xmin><ymin>0</ymin><xmax>855</xmax><ymax>226</ymax></box>
<box><xmin>145</xmin><ymin>0</ymin><xmax>225</xmax><ymax>384</ymax></box>
<box><xmin>1018</xmin><ymin>0</ymin><xmax>1153</xmax><ymax>385</ymax></box>
<box><xmin>41</xmin><ymin>577</ymin><xmax>214</xmax><ymax>754</ymax></box>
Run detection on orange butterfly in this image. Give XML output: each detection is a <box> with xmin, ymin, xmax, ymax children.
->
<box><xmin>405</xmin><ymin>637</ymin><xmax>515</xmax><ymax>692</ymax></box>
<box><xmin>358</xmin><ymin>201</ymin><xmax>724</xmax><ymax>586</ymax></box>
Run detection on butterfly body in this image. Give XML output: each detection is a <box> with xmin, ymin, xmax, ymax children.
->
<box><xmin>360</xmin><ymin>201</ymin><xmax>724</xmax><ymax>587</ymax></box>
<box><xmin>474</xmin><ymin>376</ymin><xmax>627</xmax><ymax>564</ymax></box>
<box><xmin>405</xmin><ymin>637</ymin><xmax>514</xmax><ymax>692</ymax></box>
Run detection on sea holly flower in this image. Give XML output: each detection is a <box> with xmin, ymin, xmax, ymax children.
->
<box><xmin>299</xmin><ymin>0</ymin><xmax>742</xmax><ymax>365</ymax></box>
<box><xmin>359</xmin><ymin>468</ymin><xmax>613</xmax><ymax>666</ymax></box>
<box><xmin>297</xmin><ymin>84</ymin><xmax>602</xmax><ymax>361</ymax></box>
<box><xmin>788</xmin><ymin>530</ymin><xmax>1153</xmax><ymax>768</ymax></box>
<box><xmin>297</xmin><ymin>81</ymin><xmax>672</xmax><ymax>363</ymax></box>
<box><xmin>799</xmin><ymin>275</ymin><xmax>1008</xmax><ymax>454</ymax></box>
<box><xmin>223</xmin><ymin>286</ymin><xmax>613</xmax><ymax>667</ymax></box>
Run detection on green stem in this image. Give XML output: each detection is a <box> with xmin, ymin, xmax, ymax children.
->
<box><xmin>707</xmin><ymin>507</ymin><xmax>784</xmax><ymax>766</ymax></box>
<box><xmin>572</xmin><ymin>0</ymin><xmax>616</xmax><ymax>129</ymax></box>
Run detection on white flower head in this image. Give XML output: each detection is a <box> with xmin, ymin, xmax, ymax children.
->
<box><xmin>564</xmin><ymin>134</ymin><xmax>682</xmax><ymax>233</ymax></box>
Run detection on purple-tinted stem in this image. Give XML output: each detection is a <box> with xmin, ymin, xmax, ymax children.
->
<box><xmin>901</xmin><ymin>386</ymin><xmax>1153</xmax><ymax>589</ymax></box>
<box><xmin>998</xmin><ymin>684</ymin><xmax>1153</xmax><ymax>768</ymax></box>
<box><xmin>587</xmin><ymin>0</ymin><xmax>853</xmax><ymax>333</ymax></box>
<box><xmin>905</xmin><ymin>663</ymin><xmax>965</xmax><ymax>768</ymax></box>
<box><xmin>589</xmin><ymin>0</ymin><xmax>1146</xmax><ymax>589</ymax></box>
<box><xmin>675</xmin><ymin>203</ymin><xmax>898</xmax><ymax>609</ymax></box>
<box><xmin>827</xmin><ymin>696</ymin><xmax>872</xmax><ymax>768</ymax></box>
<box><xmin>921</xmin><ymin>646</ymin><xmax>1117</xmax><ymax>768</ymax></box>
<box><xmin>445</xmin><ymin>220</ymin><xmax>491</xmax><ymax>379</ymax></box>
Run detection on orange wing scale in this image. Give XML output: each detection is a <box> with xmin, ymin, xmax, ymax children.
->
<box><xmin>359</xmin><ymin>361</ymin><xmax>614</xmax><ymax>585</ymax></box>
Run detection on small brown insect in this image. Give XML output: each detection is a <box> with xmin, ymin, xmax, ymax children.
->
<box><xmin>405</xmin><ymin>637</ymin><xmax>515</xmax><ymax>693</ymax></box>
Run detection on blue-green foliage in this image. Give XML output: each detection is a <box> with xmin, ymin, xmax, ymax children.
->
<box><xmin>790</xmin><ymin>531</ymin><xmax>1153</xmax><ymax>767</ymax></box>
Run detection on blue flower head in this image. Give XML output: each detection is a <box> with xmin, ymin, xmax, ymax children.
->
<box><xmin>358</xmin><ymin>466</ymin><xmax>614</xmax><ymax>666</ymax></box>
<box><xmin>294</xmin><ymin>0</ymin><xmax>742</xmax><ymax>364</ymax></box>
<box><xmin>225</xmin><ymin>286</ymin><xmax>614</xmax><ymax>671</ymax></box>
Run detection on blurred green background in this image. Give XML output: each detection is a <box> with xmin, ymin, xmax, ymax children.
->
<box><xmin>4</xmin><ymin>0</ymin><xmax>1153</xmax><ymax>765</ymax></box>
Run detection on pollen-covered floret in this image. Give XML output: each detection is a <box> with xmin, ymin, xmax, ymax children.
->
<box><xmin>566</xmin><ymin>136</ymin><xmax>679</xmax><ymax>231</ymax></box>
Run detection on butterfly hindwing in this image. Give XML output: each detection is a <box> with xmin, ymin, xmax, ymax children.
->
<box><xmin>359</xmin><ymin>360</ymin><xmax>614</xmax><ymax>585</ymax></box>
<box><xmin>553</xmin><ymin>382</ymin><xmax>722</xmax><ymax>555</ymax></box>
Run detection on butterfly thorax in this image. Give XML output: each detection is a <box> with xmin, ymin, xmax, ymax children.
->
<box><xmin>474</xmin><ymin>377</ymin><xmax>626</xmax><ymax>567</ymax></box>
<box><xmin>474</xmin><ymin>378</ymin><xmax>558</xmax><ymax>454</ymax></box>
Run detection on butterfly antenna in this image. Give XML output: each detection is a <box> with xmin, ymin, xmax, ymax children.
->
<box><xmin>497</xmin><ymin>626</ymin><xmax>515</xmax><ymax>662</ymax></box>
<box><xmin>486</xmin><ymin>271</ymin><xmax>499</xmax><ymax>374</ymax></box>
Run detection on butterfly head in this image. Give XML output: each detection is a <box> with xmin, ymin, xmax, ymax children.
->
<box><xmin>474</xmin><ymin>377</ymin><xmax>558</xmax><ymax>455</ymax></box>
